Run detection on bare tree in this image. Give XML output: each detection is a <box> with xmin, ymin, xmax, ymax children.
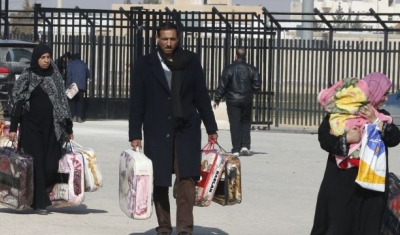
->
<box><xmin>332</xmin><ymin>3</ymin><xmax>346</xmax><ymax>29</ymax></box>
<box><xmin>10</xmin><ymin>0</ymin><xmax>34</xmax><ymax>35</ymax></box>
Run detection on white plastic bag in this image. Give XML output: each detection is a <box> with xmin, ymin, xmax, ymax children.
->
<box><xmin>355</xmin><ymin>124</ymin><xmax>387</xmax><ymax>192</ymax></box>
<box><xmin>71</xmin><ymin>140</ymin><xmax>103</xmax><ymax>192</ymax></box>
<box><xmin>66</xmin><ymin>83</ymin><xmax>79</xmax><ymax>99</ymax></box>
<box><xmin>119</xmin><ymin>148</ymin><xmax>153</xmax><ymax>220</ymax></box>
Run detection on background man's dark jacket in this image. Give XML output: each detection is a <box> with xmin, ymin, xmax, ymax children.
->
<box><xmin>129</xmin><ymin>51</ymin><xmax>218</xmax><ymax>187</ymax></box>
<box><xmin>214</xmin><ymin>59</ymin><xmax>261</xmax><ymax>103</ymax></box>
<box><xmin>66</xmin><ymin>59</ymin><xmax>90</xmax><ymax>91</ymax></box>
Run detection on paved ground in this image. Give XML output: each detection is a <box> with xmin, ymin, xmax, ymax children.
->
<box><xmin>1</xmin><ymin>120</ymin><xmax>400</xmax><ymax>235</ymax></box>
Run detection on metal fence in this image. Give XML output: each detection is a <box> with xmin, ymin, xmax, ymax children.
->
<box><xmin>1</xmin><ymin>3</ymin><xmax>400</xmax><ymax>128</ymax></box>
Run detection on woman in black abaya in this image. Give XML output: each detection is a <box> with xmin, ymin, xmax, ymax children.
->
<box><xmin>9</xmin><ymin>43</ymin><xmax>74</xmax><ymax>215</ymax></box>
<box><xmin>311</xmin><ymin>73</ymin><xmax>400</xmax><ymax>234</ymax></box>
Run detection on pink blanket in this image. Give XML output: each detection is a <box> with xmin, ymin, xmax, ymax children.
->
<box><xmin>318</xmin><ymin>77</ymin><xmax>391</xmax><ymax>168</ymax></box>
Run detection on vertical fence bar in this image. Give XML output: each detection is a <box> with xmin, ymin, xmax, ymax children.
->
<box><xmin>3</xmin><ymin>0</ymin><xmax>9</xmax><ymax>39</ymax></box>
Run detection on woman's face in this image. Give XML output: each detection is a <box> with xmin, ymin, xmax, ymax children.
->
<box><xmin>38</xmin><ymin>53</ymin><xmax>51</xmax><ymax>69</ymax></box>
<box><xmin>375</xmin><ymin>88</ymin><xmax>390</xmax><ymax>108</ymax></box>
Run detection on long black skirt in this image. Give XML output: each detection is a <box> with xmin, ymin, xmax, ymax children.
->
<box><xmin>310</xmin><ymin>156</ymin><xmax>386</xmax><ymax>235</ymax></box>
<box><xmin>19</xmin><ymin>86</ymin><xmax>62</xmax><ymax>210</ymax></box>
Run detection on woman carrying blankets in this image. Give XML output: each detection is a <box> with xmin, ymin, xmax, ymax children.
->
<box><xmin>8</xmin><ymin>43</ymin><xmax>74</xmax><ymax>215</ymax></box>
<box><xmin>310</xmin><ymin>73</ymin><xmax>400</xmax><ymax>235</ymax></box>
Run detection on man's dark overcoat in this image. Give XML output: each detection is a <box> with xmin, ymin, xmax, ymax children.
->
<box><xmin>129</xmin><ymin>51</ymin><xmax>218</xmax><ymax>187</ymax></box>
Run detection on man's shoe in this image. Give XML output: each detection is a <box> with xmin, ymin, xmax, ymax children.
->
<box><xmin>77</xmin><ymin>117</ymin><xmax>83</xmax><ymax>123</ymax></box>
<box><xmin>34</xmin><ymin>209</ymin><xmax>48</xmax><ymax>215</ymax></box>
<box><xmin>240</xmin><ymin>147</ymin><xmax>250</xmax><ymax>156</ymax></box>
<box><xmin>232</xmin><ymin>152</ymin><xmax>239</xmax><ymax>157</ymax></box>
<box><xmin>72</xmin><ymin>116</ymin><xmax>77</xmax><ymax>122</ymax></box>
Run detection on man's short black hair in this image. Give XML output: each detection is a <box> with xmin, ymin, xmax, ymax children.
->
<box><xmin>72</xmin><ymin>53</ymin><xmax>81</xmax><ymax>60</ymax></box>
<box><xmin>157</xmin><ymin>21</ymin><xmax>179</xmax><ymax>36</ymax></box>
<box><xmin>236</xmin><ymin>48</ymin><xmax>246</xmax><ymax>60</ymax></box>
<box><xmin>62</xmin><ymin>52</ymin><xmax>71</xmax><ymax>58</ymax></box>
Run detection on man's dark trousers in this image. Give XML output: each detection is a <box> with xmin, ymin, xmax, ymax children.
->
<box><xmin>69</xmin><ymin>90</ymin><xmax>85</xmax><ymax>119</ymax></box>
<box><xmin>227</xmin><ymin>100</ymin><xmax>253</xmax><ymax>153</ymax></box>
<box><xmin>153</xmin><ymin>145</ymin><xmax>195</xmax><ymax>234</ymax></box>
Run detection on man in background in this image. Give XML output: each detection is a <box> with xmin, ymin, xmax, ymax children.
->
<box><xmin>213</xmin><ymin>47</ymin><xmax>261</xmax><ymax>156</ymax></box>
<box><xmin>55</xmin><ymin>52</ymin><xmax>71</xmax><ymax>82</ymax></box>
<box><xmin>66</xmin><ymin>53</ymin><xmax>90</xmax><ymax>123</ymax></box>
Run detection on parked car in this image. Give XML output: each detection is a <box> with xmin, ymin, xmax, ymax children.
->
<box><xmin>0</xmin><ymin>39</ymin><xmax>36</xmax><ymax>115</ymax></box>
<box><xmin>383</xmin><ymin>91</ymin><xmax>400</xmax><ymax>125</ymax></box>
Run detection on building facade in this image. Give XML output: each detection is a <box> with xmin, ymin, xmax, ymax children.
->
<box><xmin>112</xmin><ymin>0</ymin><xmax>263</xmax><ymax>16</ymax></box>
<box><xmin>291</xmin><ymin>0</ymin><xmax>400</xmax><ymax>28</ymax></box>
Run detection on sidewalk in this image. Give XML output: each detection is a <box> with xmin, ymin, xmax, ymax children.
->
<box><xmin>1</xmin><ymin>120</ymin><xmax>400</xmax><ymax>235</ymax></box>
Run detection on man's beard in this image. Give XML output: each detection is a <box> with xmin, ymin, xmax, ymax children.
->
<box><xmin>157</xmin><ymin>44</ymin><xmax>178</xmax><ymax>56</ymax></box>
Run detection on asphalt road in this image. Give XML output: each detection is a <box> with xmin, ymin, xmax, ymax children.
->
<box><xmin>1</xmin><ymin>120</ymin><xmax>400</xmax><ymax>235</ymax></box>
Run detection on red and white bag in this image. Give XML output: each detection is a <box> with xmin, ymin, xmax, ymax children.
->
<box><xmin>49</xmin><ymin>150</ymin><xmax>85</xmax><ymax>208</ymax></box>
<box><xmin>195</xmin><ymin>141</ymin><xmax>226</xmax><ymax>207</ymax></box>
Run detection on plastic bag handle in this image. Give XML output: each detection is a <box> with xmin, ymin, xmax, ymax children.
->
<box><xmin>215</xmin><ymin>142</ymin><xmax>227</xmax><ymax>153</ymax></box>
<box><xmin>70</xmin><ymin>140</ymin><xmax>83</xmax><ymax>148</ymax></box>
<box><xmin>201</xmin><ymin>141</ymin><xmax>215</xmax><ymax>151</ymax></box>
<box><xmin>0</xmin><ymin>141</ymin><xmax>19</xmax><ymax>156</ymax></box>
<box><xmin>64</xmin><ymin>140</ymin><xmax>75</xmax><ymax>153</ymax></box>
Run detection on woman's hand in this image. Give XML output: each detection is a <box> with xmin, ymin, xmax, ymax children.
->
<box><xmin>346</xmin><ymin>126</ymin><xmax>362</xmax><ymax>144</ymax></box>
<box><xmin>9</xmin><ymin>132</ymin><xmax>17</xmax><ymax>142</ymax></box>
<box><xmin>359</xmin><ymin>104</ymin><xmax>377</xmax><ymax>123</ymax></box>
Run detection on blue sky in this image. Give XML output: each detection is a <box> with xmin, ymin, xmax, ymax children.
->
<box><xmin>7</xmin><ymin>0</ymin><xmax>291</xmax><ymax>11</ymax></box>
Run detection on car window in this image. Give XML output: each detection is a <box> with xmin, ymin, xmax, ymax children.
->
<box><xmin>12</xmin><ymin>48</ymin><xmax>32</xmax><ymax>62</ymax></box>
<box><xmin>7</xmin><ymin>48</ymin><xmax>33</xmax><ymax>62</ymax></box>
<box><xmin>0</xmin><ymin>48</ymin><xmax>9</xmax><ymax>61</ymax></box>
<box><xmin>0</xmin><ymin>46</ymin><xmax>34</xmax><ymax>74</ymax></box>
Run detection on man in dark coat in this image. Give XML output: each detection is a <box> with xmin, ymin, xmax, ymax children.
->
<box><xmin>213</xmin><ymin>48</ymin><xmax>261</xmax><ymax>156</ymax></box>
<box><xmin>66</xmin><ymin>53</ymin><xmax>90</xmax><ymax>123</ymax></box>
<box><xmin>129</xmin><ymin>22</ymin><xmax>218</xmax><ymax>235</ymax></box>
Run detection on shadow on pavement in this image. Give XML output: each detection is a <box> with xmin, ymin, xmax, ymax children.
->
<box><xmin>49</xmin><ymin>204</ymin><xmax>108</xmax><ymax>214</ymax></box>
<box><xmin>0</xmin><ymin>208</ymin><xmax>35</xmax><ymax>215</ymax></box>
<box><xmin>130</xmin><ymin>226</ymin><xmax>229</xmax><ymax>235</ymax></box>
<box><xmin>250</xmin><ymin>151</ymin><xmax>267</xmax><ymax>155</ymax></box>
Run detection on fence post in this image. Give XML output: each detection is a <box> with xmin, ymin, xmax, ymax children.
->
<box><xmin>212</xmin><ymin>7</ymin><xmax>231</xmax><ymax>68</ymax></box>
<box><xmin>314</xmin><ymin>8</ymin><xmax>334</xmax><ymax>87</ymax></box>
<box><xmin>262</xmin><ymin>7</ymin><xmax>280</xmax><ymax>129</ymax></box>
<box><xmin>33</xmin><ymin>4</ymin><xmax>41</xmax><ymax>42</ymax></box>
<box><xmin>134</xmin><ymin>7</ymin><xmax>144</xmax><ymax>60</ymax></box>
<box><xmin>0</xmin><ymin>0</ymin><xmax>2</xmax><ymax>38</ymax></box>
<box><xmin>77</xmin><ymin>8</ymin><xmax>96</xmax><ymax>98</ymax></box>
<box><xmin>369</xmin><ymin>8</ymin><xmax>389</xmax><ymax>75</ymax></box>
<box><xmin>2</xmin><ymin>0</ymin><xmax>9</xmax><ymax>39</ymax></box>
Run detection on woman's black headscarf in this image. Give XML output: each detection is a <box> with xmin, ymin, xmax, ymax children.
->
<box><xmin>13</xmin><ymin>43</ymin><xmax>72</xmax><ymax>144</ymax></box>
<box><xmin>30</xmin><ymin>43</ymin><xmax>54</xmax><ymax>77</ymax></box>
